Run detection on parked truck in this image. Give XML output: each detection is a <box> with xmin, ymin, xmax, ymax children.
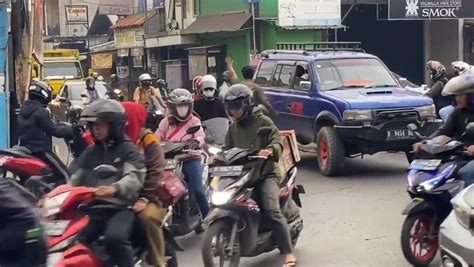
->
<box><xmin>43</xmin><ymin>49</ymin><xmax>85</xmax><ymax>96</ymax></box>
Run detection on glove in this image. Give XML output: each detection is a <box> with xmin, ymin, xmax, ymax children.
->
<box><xmin>184</xmin><ymin>139</ymin><xmax>200</xmax><ymax>150</ymax></box>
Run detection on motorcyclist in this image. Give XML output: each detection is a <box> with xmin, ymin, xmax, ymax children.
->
<box><xmin>222</xmin><ymin>84</ymin><xmax>296</xmax><ymax>267</ymax></box>
<box><xmin>123</xmin><ymin>102</ymin><xmax>167</xmax><ymax>267</ymax></box>
<box><xmin>439</xmin><ymin>61</ymin><xmax>472</xmax><ymax>121</ymax></box>
<box><xmin>0</xmin><ymin>178</ymin><xmax>47</xmax><ymax>266</ymax></box>
<box><xmin>70</xmin><ymin>99</ymin><xmax>146</xmax><ymax>267</ymax></box>
<box><xmin>155</xmin><ymin>88</ymin><xmax>209</xmax><ymax>218</ymax></box>
<box><xmin>225</xmin><ymin>57</ymin><xmax>279</xmax><ymax>116</ymax></box>
<box><xmin>85</xmin><ymin>76</ymin><xmax>102</xmax><ymax>103</ymax></box>
<box><xmin>156</xmin><ymin>79</ymin><xmax>169</xmax><ymax>100</ymax></box>
<box><xmin>17</xmin><ymin>80</ymin><xmax>73</xmax><ymax>184</ymax></box>
<box><xmin>414</xmin><ymin>74</ymin><xmax>474</xmax><ymax>186</ymax></box>
<box><xmin>426</xmin><ymin>60</ymin><xmax>452</xmax><ymax>117</ymax></box>
<box><xmin>194</xmin><ymin>75</ymin><xmax>227</xmax><ymax>121</ymax></box>
<box><xmin>133</xmin><ymin>73</ymin><xmax>167</xmax><ymax>111</ymax></box>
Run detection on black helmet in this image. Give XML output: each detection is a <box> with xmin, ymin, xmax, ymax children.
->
<box><xmin>427</xmin><ymin>60</ymin><xmax>446</xmax><ymax>80</ymax></box>
<box><xmin>222</xmin><ymin>71</ymin><xmax>232</xmax><ymax>83</ymax></box>
<box><xmin>85</xmin><ymin>76</ymin><xmax>95</xmax><ymax>91</ymax></box>
<box><xmin>80</xmin><ymin>99</ymin><xmax>126</xmax><ymax>141</ymax></box>
<box><xmin>156</xmin><ymin>79</ymin><xmax>167</xmax><ymax>88</ymax></box>
<box><xmin>167</xmin><ymin>88</ymin><xmax>194</xmax><ymax>122</ymax></box>
<box><xmin>223</xmin><ymin>84</ymin><xmax>254</xmax><ymax>122</ymax></box>
<box><xmin>442</xmin><ymin>75</ymin><xmax>474</xmax><ymax>96</ymax></box>
<box><xmin>28</xmin><ymin>80</ymin><xmax>52</xmax><ymax>106</ymax></box>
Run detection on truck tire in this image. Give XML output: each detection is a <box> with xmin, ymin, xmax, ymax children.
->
<box><xmin>316</xmin><ymin>127</ymin><xmax>345</xmax><ymax>176</ymax></box>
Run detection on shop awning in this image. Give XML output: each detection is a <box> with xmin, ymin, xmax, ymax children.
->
<box><xmin>182</xmin><ymin>13</ymin><xmax>252</xmax><ymax>34</ymax></box>
<box><xmin>112</xmin><ymin>10</ymin><xmax>157</xmax><ymax>29</ymax></box>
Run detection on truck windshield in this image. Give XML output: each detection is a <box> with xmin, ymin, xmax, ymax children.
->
<box><xmin>44</xmin><ymin>62</ymin><xmax>82</xmax><ymax>79</ymax></box>
<box><xmin>315</xmin><ymin>58</ymin><xmax>398</xmax><ymax>91</ymax></box>
<box><xmin>69</xmin><ymin>84</ymin><xmax>108</xmax><ymax>100</ymax></box>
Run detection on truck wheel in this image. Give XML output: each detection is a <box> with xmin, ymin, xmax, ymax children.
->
<box><xmin>316</xmin><ymin>127</ymin><xmax>345</xmax><ymax>176</ymax></box>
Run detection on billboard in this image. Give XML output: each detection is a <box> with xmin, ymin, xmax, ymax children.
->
<box><xmin>389</xmin><ymin>0</ymin><xmax>474</xmax><ymax>20</ymax></box>
<box><xmin>278</xmin><ymin>0</ymin><xmax>341</xmax><ymax>28</ymax></box>
<box><xmin>99</xmin><ymin>0</ymin><xmax>135</xmax><ymax>15</ymax></box>
<box><xmin>65</xmin><ymin>5</ymin><xmax>88</xmax><ymax>24</ymax></box>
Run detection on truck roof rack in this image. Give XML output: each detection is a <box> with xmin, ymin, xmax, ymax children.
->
<box><xmin>275</xmin><ymin>42</ymin><xmax>365</xmax><ymax>53</ymax></box>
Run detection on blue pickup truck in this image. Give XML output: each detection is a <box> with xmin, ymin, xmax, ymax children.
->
<box><xmin>256</xmin><ymin>43</ymin><xmax>441</xmax><ymax>176</ymax></box>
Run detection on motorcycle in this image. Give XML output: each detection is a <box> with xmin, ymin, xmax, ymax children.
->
<box><xmin>43</xmin><ymin>165</ymin><xmax>179</xmax><ymax>267</ymax></box>
<box><xmin>201</xmin><ymin>127</ymin><xmax>305</xmax><ymax>267</ymax></box>
<box><xmin>202</xmin><ymin>118</ymin><xmax>229</xmax><ymax>147</ymax></box>
<box><xmin>439</xmin><ymin>184</ymin><xmax>474</xmax><ymax>267</ymax></box>
<box><xmin>0</xmin><ymin>124</ymin><xmax>93</xmax><ymax>198</ymax></box>
<box><xmin>400</xmin><ymin>125</ymin><xmax>467</xmax><ymax>267</ymax></box>
<box><xmin>161</xmin><ymin>126</ymin><xmax>210</xmax><ymax>237</ymax></box>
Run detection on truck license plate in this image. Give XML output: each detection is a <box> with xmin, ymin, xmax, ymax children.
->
<box><xmin>386</xmin><ymin>129</ymin><xmax>415</xmax><ymax>141</ymax></box>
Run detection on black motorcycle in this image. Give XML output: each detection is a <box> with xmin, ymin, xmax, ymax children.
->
<box><xmin>201</xmin><ymin>127</ymin><xmax>304</xmax><ymax>267</ymax></box>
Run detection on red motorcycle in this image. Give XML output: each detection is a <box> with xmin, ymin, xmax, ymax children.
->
<box><xmin>42</xmin><ymin>165</ymin><xmax>179</xmax><ymax>267</ymax></box>
<box><xmin>0</xmin><ymin>125</ymin><xmax>93</xmax><ymax>197</ymax></box>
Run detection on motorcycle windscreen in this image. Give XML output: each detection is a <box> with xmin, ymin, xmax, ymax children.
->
<box><xmin>203</xmin><ymin>118</ymin><xmax>229</xmax><ymax>145</ymax></box>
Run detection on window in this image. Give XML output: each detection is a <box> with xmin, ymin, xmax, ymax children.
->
<box><xmin>193</xmin><ymin>0</ymin><xmax>199</xmax><ymax>16</ymax></box>
<box><xmin>292</xmin><ymin>62</ymin><xmax>310</xmax><ymax>90</ymax></box>
<box><xmin>44</xmin><ymin>62</ymin><xmax>82</xmax><ymax>79</ymax></box>
<box><xmin>314</xmin><ymin>58</ymin><xmax>397</xmax><ymax>91</ymax></box>
<box><xmin>272</xmin><ymin>65</ymin><xmax>295</xmax><ymax>89</ymax></box>
<box><xmin>255</xmin><ymin>60</ymin><xmax>276</xmax><ymax>86</ymax></box>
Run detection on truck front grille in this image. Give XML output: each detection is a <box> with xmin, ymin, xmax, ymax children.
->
<box><xmin>374</xmin><ymin>109</ymin><xmax>418</xmax><ymax>125</ymax></box>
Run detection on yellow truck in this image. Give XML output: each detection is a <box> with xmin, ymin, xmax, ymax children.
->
<box><xmin>43</xmin><ymin>49</ymin><xmax>85</xmax><ymax>96</ymax></box>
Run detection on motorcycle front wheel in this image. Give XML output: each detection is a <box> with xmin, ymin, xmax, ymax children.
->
<box><xmin>401</xmin><ymin>212</ymin><xmax>439</xmax><ymax>267</ymax></box>
<box><xmin>202</xmin><ymin>220</ymin><xmax>240</xmax><ymax>267</ymax></box>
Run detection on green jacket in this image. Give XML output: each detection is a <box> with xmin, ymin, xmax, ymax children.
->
<box><xmin>224</xmin><ymin>110</ymin><xmax>283</xmax><ymax>181</ymax></box>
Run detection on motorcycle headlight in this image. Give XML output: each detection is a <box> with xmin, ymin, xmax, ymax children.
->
<box><xmin>343</xmin><ymin>110</ymin><xmax>373</xmax><ymax>122</ymax></box>
<box><xmin>208</xmin><ymin>146</ymin><xmax>222</xmax><ymax>156</ymax></box>
<box><xmin>451</xmin><ymin>185</ymin><xmax>474</xmax><ymax>230</ymax></box>
<box><xmin>416</xmin><ymin>105</ymin><xmax>436</xmax><ymax>119</ymax></box>
<box><xmin>113</xmin><ymin>89</ymin><xmax>121</xmax><ymax>95</ymax></box>
<box><xmin>211</xmin><ymin>191</ymin><xmax>234</xmax><ymax>206</ymax></box>
<box><xmin>43</xmin><ymin>192</ymin><xmax>70</xmax><ymax>217</ymax></box>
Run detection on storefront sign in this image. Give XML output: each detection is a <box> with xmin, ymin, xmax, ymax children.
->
<box><xmin>389</xmin><ymin>0</ymin><xmax>474</xmax><ymax>20</ymax></box>
<box><xmin>278</xmin><ymin>0</ymin><xmax>341</xmax><ymax>27</ymax></box>
<box><xmin>91</xmin><ymin>53</ymin><xmax>114</xmax><ymax>69</ymax></box>
<box><xmin>99</xmin><ymin>0</ymin><xmax>135</xmax><ymax>15</ymax></box>
<box><xmin>116</xmin><ymin>57</ymin><xmax>130</xmax><ymax>80</ymax></box>
<box><xmin>115</xmin><ymin>29</ymin><xmax>144</xmax><ymax>49</ymax></box>
<box><xmin>131</xmin><ymin>48</ymin><xmax>144</xmax><ymax>68</ymax></box>
<box><xmin>65</xmin><ymin>5</ymin><xmax>88</xmax><ymax>24</ymax></box>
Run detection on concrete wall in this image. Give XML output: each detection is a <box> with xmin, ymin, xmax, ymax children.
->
<box><xmin>424</xmin><ymin>20</ymin><xmax>463</xmax><ymax>83</ymax></box>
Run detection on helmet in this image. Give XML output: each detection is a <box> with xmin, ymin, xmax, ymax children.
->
<box><xmin>426</xmin><ymin>60</ymin><xmax>446</xmax><ymax>80</ymax></box>
<box><xmin>222</xmin><ymin>71</ymin><xmax>232</xmax><ymax>83</ymax></box>
<box><xmin>452</xmin><ymin>61</ymin><xmax>471</xmax><ymax>76</ymax></box>
<box><xmin>28</xmin><ymin>80</ymin><xmax>52</xmax><ymax>106</ymax></box>
<box><xmin>139</xmin><ymin>73</ymin><xmax>152</xmax><ymax>87</ymax></box>
<box><xmin>167</xmin><ymin>88</ymin><xmax>194</xmax><ymax>122</ymax></box>
<box><xmin>110</xmin><ymin>74</ymin><xmax>117</xmax><ymax>80</ymax></box>
<box><xmin>223</xmin><ymin>84</ymin><xmax>254</xmax><ymax>122</ymax></box>
<box><xmin>80</xmin><ymin>99</ymin><xmax>126</xmax><ymax>141</ymax></box>
<box><xmin>193</xmin><ymin>76</ymin><xmax>203</xmax><ymax>91</ymax></box>
<box><xmin>156</xmin><ymin>79</ymin><xmax>167</xmax><ymax>88</ymax></box>
<box><xmin>442</xmin><ymin>75</ymin><xmax>474</xmax><ymax>96</ymax></box>
<box><xmin>200</xmin><ymin>75</ymin><xmax>217</xmax><ymax>99</ymax></box>
<box><xmin>92</xmin><ymin>72</ymin><xmax>98</xmax><ymax>79</ymax></box>
<box><xmin>85</xmin><ymin>76</ymin><xmax>96</xmax><ymax>91</ymax></box>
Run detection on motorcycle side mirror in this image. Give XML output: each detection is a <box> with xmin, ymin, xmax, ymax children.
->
<box><xmin>407</xmin><ymin>124</ymin><xmax>418</xmax><ymax>131</ymax></box>
<box><xmin>257</xmin><ymin>127</ymin><xmax>272</xmax><ymax>138</ymax></box>
<box><xmin>92</xmin><ymin>165</ymin><xmax>118</xmax><ymax>179</ymax></box>
<box><xmin>186</xmin><ymin>125</ymin><xmax>201</xmax><ymax>135</ymax></box>
<box><xmin>466</xmin><ymin>122</ymin><xmax>474</xmax><ymax>136</ymax></box>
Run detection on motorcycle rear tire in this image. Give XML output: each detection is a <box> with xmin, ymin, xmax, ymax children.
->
<box><xmin>202</xmin><ymin>221</ymin><xmax>240</xmax><ymax>267</ymax></box>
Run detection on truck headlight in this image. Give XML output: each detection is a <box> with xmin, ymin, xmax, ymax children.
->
<box><xmin>416</xmin><ymin>105</ymin><xmax>436</xmax><ymax>119</ymax></box>
<box><xmin>343</xmin><ymin>110</ymin><xmax>373</xmax><ymax>121</ymax></box>
<box><xmin>451</xmin><ymin>185</ymin><xmax>474</xmax><ymax>230</ymax></box>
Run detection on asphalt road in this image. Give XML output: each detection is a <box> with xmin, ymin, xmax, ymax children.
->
<box><xmin>54</xmin><ymin>139</ymin><xmax>442</xmax><ymax>267</ymax></box>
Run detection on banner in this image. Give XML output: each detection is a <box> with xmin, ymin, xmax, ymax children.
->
<box><xmin>389</xmin><ymin>0</ymin><xmax>474</xmax><ymax>20</ymax></box>
<box><xmin>91</xmin><ymin>53</ymin><xmax>114</xmax><ymax>69</ymax></box>
<box><xmin>278</xmin><ymin>0</ymin><xmax>341</xmax><ymax>27</ymax></box>
<box><xmin>65</xmin><ymin>5</ymin><xmax>88</xmax><ymax>24</ymax></box>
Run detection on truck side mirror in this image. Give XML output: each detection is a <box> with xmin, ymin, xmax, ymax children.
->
<box><xmin>299</xmin><ymin>81</ymin><xmax>311</xmax><ymax>91</ymax></box>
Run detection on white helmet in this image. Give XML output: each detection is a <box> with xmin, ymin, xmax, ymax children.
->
<box><xmin>201</xmin><ymin>75</ymin><xmax>217</xmax><ymax>99</ymax></box>
<box><xmin>452</xmin><ymin>61</ymin><xmax>471</xmax><ymax>76</ymax></box>
<box><xmin>139</xmin><ymin>73</ymin><xmax>152</xmax><ymax>86</ymax></box>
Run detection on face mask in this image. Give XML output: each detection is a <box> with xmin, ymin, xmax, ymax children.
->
<box><xmin>203</xmin><ymin>89</ymin><xmax>215</xmax><ymax>98</ymax></box>
<box><xmin>177</xmin><ymin>106</ymin><xmax>189</xmax><ymax>117</ymax></box>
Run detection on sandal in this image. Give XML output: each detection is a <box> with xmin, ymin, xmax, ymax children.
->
<box><xmin>283</xmin><ymin>260</ymin><xmax>297</xmax><ymax>267</ymax></box>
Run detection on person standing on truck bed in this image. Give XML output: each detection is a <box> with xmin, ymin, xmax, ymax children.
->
<box><xmin>426</xmin><ymin>60</ymin><xmax>452</xmax><ymax>118</ymax></box>
<box><xmin>225</xmin><ymin>57</ymin><xmax>279</xmax><ymax>116</ymax></box>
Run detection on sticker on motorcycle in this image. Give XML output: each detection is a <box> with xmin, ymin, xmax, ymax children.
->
<box><xmin>45</xmin><ymin>220</ymin><xmax>70</xmax><ymax>236</ymax></box>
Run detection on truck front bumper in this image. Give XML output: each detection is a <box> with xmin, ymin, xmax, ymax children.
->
<box><xmin>334</xmin><ymin>119</ymin><xmax>442</xmax><ymax>155</ymax></box>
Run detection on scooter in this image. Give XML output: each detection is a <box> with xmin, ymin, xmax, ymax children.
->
<box><xmin>42</xmin><ymin>165</ymin><xmax>179</xmax><ymax>267</ymax></box>
<box><xmin>439</xmin><ymin>184</ymin><xmax>474</xmax><ymax>267</ymax></box>
<box><xmin>161</xmin><ymin>126</ymin><xmax>210</xmax><ymax>236</ymax></box>
<box><xmin>400</xmin><ymin>126</ymin><xmax>467</xmax><ymax>267</ymax></box>
<box><xmin>201</xmin><ymin>127</ymin><xmax>305</xmax><ymax>267</ymax></box>
<box><xmin>0</xmin><ymin>124</ymin><xmax>93</xmax><ymax>198</ymax></box>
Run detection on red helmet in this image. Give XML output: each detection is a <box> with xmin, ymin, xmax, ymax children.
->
<box><xmin>193</xmin><ymin>76</ymin><xmax>203</xmax><ymax>91</ymax></box>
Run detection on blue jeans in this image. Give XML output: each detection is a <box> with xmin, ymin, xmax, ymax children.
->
<box><xmin>182</xmin><ymin>159</ymin><xmax>209</xmax><ymax>217</ymax></box>
<box><xmin>457</xmin><ymin>161</ymin><xmax>474</xmax><ymax>187</ymax></box>
<box><xmin>439</xmin><ymin>105</ymin><xmax>455</xmax><ymax>122</ymax></box>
